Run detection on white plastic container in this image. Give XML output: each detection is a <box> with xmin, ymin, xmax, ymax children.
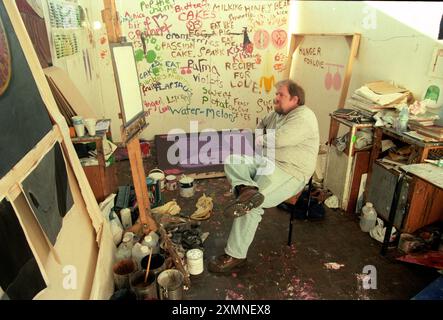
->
<box><xmin>132</xmin><ymin>243</ymin><xmax>151</xmax><ymax>270</ymax></box>
<box><xmin>116</xmin><ymin>234</ymin><xmax>134</xmax><ymax>261</ymax></box>
<box><xmin>148</xmin><ymin>168</ymin><xmax>165</xmax><ymax>190</ymax></box>
<box><xmin>142</xmin><ymin>231</ymin><xmax>160</xmax><ymax>254</ymax></box>
<box><xmin>186</xmin><ymin>249</ymin><xmax>204</xmax><ymax>275</ymax></box>
<box><xmin>360</xmin><ymin>202</ymin><xmax>377</xmax><ymax>232</ymax></box>
<box><xmin>120</xmin><ymin>208</ymin><xmax>132</xmax><ymax>229</ymax></box>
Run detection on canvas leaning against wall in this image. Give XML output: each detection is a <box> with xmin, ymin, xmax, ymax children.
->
<box><xmin>115</xmin><ymin>0</ymin><xmax>290</xmax><ymax>140</ymax></box>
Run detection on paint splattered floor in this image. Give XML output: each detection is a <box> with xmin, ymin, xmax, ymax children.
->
<box><xmin>115</xmin><ymin>159</ymin><xmax>440</xmax><ymax>300</ymax></box>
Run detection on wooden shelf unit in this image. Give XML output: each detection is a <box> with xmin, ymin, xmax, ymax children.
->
<box><xmin>71</xmin><ymin>125</ymin><xmax>117</xmax><ymax>203</ymax></box>
<box><xmin>324</xmin><ymin>114</ymin><xmax>374</xmax><ymax>214</ymax></box>
<box><xmin>366</xmin><ymin>126</ymin><xmax>443</xmax><ymax>233</ymax></box>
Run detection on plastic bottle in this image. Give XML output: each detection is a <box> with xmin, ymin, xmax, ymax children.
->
<box><xmin>142</xmin><ymin>231</ymin><xmax>160</xmax><ymax>254</ymax></box>
<box><xmin>360</xmin><ymin>202</ymin><xmax>377</xmax><ymax>232</ymax></box>
<box><xmin>116</xmin><ymin>233</ymin><xmax>134</xmax><ymax>261</ymax></box>
<box><xmin>132</xmin><ymin>243</ymin><xmax>151</xmax><ymax>270</ymax></box>
<box><xmin>397</xmin><ymin>106</ymin><xmax>409</xmax><ymax>133</ymax></box>
<box><xmin>120</xmin><ymin>208</ymin><xmax>132</xmax><ymax>229</ymax></box>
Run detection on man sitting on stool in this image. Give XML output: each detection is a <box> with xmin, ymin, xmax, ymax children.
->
<box><xmin>208</xmin><ymin>79</ymin><xmax>320</xmax><ymax>273</ymax></box>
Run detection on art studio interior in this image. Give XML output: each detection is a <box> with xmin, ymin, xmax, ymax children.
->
<box><xmin>1</xmin><ymin>0</ymin><xmax>443</xmax><ymax>300</ymax></box>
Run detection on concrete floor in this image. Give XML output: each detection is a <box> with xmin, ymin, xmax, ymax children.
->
<box><xmin>114</xmin><ymin>158</ymin><xmax>440</xmax><ymax>300</ymax></box>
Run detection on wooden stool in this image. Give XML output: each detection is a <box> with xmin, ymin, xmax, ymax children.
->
<box><xmin>285</xmin><ymin>177</ymin><xmax>313</xmax><ymax>246</ymax></box>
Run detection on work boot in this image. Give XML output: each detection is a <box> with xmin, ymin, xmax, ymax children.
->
<box><xmin>208</xmin><ymin>254</ymin><xmax>247</xmax><ymax>273</ymax></box>
<box><xmin>224</xmin><ymin>186</ymin><xmax>264</xmax><ymax>218</ymax></box>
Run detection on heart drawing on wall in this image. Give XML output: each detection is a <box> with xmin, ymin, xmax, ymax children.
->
<box><xmin>271</xmin><ymin>29</ymin><xmax>287</xmax><ymax>49</ymax></box>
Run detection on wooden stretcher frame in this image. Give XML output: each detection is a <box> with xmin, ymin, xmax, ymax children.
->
<box><xmin>284</xmin><ymin>33</ymin><xmax>361</xmax><ymax>142</ymax></box>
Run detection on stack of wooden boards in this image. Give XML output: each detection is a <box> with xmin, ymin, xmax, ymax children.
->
<box><xmin>43</xmin><ymin>66</ymin><xmax>96</xmax><ymax>126</ymax></box>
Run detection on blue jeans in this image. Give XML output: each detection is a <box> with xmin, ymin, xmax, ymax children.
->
<box><xmin>223</xmin><ymin>154</ymin><xmax>305</xmax><ymax>259</ymax></box>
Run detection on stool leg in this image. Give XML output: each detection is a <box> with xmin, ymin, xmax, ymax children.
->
<box><xmin>305</xmin><ymin>177</ymin><xmax>313</xmax><ymax>218</ymax></box>
<box><xmin>287</xmin><ymin>208</ymin><xmax>294</xmax><ymax>246</ymax></box>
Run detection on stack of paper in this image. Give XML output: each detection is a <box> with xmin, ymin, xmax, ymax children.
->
<box><xmin>347</xmin><ymin>81</ymin><xmax>411</xmax><ymax>113</ymax></box>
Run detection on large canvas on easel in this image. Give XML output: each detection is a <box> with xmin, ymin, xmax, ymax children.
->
<box><xmin>0</xmin><ymin>2</ymin><xmax>52</xmax><ymax>179</ymax></box>
<box><xmin>0</xmin><ymin>2</ymin><xmax>115</xmax><ymax>299</ymax></box>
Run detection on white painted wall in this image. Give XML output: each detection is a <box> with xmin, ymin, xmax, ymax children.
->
<box><xmin>41</xmin><ymin>0</ymin><xmax>122</xmax><ymax>141</ymax></box>
<box><xmin>289</xmin><ymin>1</ymin><xmax>443</xmax><ymax>142</ymax></box>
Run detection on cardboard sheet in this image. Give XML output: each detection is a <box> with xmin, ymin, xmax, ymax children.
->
<box><xmin>366</xmin><ymin>81</ymin><xmax>409</xmax><ymax>94</ymax></box>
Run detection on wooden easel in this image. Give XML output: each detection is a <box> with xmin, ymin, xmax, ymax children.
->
<box><xmin>103</xmin><ymin>0</ymin><xmax>157</xmax><ymax>234</ymax></box>
<box><xmin>122</xmin><ymin>118</ymin><xmax>158</xmax><ymax>234</ymax></box>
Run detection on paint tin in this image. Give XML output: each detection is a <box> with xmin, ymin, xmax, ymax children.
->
<box><xmin>179</xmin><ymin>175</ymin><xmax>194</xmax><ymax>198</ymax></box>
<box><xmin>141</xmin><ymin>253</ymin><xmax>166</xmax><ymax>278</ymax></box>
<box><xmin>165</xmin><ymin>175</ymin><xmax>178</xmax><ymax>191</ymax></box>
<box><xmin>186</xmin><ymin>249</ymin><xmax>204</xmax><ymax>275</ymax></box>
<box><xmin>112</xmin><ymin>258</ymin><xmax>136</xmax><ymax>290</ymax></box>
<box><xmin>148</xmin><ymin>169</ymin><xmax>165</xmax><ymax>190</ymax></box>
<box><xmin>129</xmin><ymin>270</ymin><xmax>158</xmax><ymax>300</ymax></box>
<box><xmin>157</xmin><ymin>269</ymin><xmax>184</xmax><ymax>300</ymax></box>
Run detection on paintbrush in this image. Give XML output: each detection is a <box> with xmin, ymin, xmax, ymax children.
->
<box><xmin>144</xmin><ymin>251</ymin><xmax>152</xmax><ymax>283</ymax></box>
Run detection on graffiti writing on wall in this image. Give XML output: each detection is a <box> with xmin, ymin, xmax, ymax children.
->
<box><xmin>118</xmin><ymin>0</ymin><xmax>290</xmax><ymax>134</ymax></box>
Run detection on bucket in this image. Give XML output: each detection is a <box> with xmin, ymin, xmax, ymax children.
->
<box><xmin>113</xmin><ymin>258</ymin><xmax>136</xmax><ymax>290</ymax></box>
<box><xmin>166</xmin><ymin>175</ymin><xmax>178</xmax><ymax>191</ymax></box>
<box><xmin>110</xmin><ymin>288</ymin><xmax>137</xmax><ymax>300</ymax></box>
<box><xmin>179</xmin><ymin>175</ymin><xmax>195</xmax><ymax>198</ymax></box>
<box><xmin>186</xmin><ymin>249</ymin><xmax>204</xmax><ymax>275</ymax></box>
<box><xmin>129</xmin><ymin>270</ymin><xmax>158</xmax><ymax>300</ymax></box>
<box><xmin>141</xmin><ymin>253</ymin><xmax>166</xmax><ymax>277</ymax></box>
<box><xmin>149</xmin><ymin>169</ymin><xmax>165</xmax><ymax>190</ymax></box>
<box><xmin>157</xmin><ymin>269</ymin><xmax>184</xmax><ymax>300</ymax></box>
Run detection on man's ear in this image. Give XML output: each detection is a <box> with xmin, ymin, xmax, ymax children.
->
<box><xmin>292</xmin><ymin>96</ymin><xmax>299</xmax><ymax>106</ymax></box>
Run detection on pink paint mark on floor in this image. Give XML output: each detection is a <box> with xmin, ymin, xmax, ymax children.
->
<box><xmin>281</xmin><ymin>276</ymin><xmax>319</xmax><ymax>300</ymax></box>
<box><xmin>225</xmin><ymin>289</ymin><xmax>245</xmax><ymax>300</ymax></box>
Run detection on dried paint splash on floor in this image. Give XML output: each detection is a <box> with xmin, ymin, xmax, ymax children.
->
<box><xmin>355</xmin><ymin>273</ymin><xmax>371</xmax><ymax>300</ymax></box>
<box><xmin>324</xmin><ymin>262</ymin><xmax>345</xmax><ymax>270</ymax></box>
<box><xmin>281</xmin><ymin>276</ymin><xmax>319</xmax><ymax>300</ymax></box>
<box><xmin>225</xmin><ymin>289</ymin><xmax>245</xmax><ymax>300</ymax></box>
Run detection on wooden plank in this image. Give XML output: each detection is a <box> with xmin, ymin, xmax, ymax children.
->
<box><xmin>9</xmin><ymin>193</ymin><xmax>52</xmax><ymax>284</ymax></box>
<box><xmin>337</xmin><ymin>33</ymin><xmax>361</xmax><ymax>108</ymax></box>
<box><xmin>187</xmin><ymin>171</ymin><xmax>226</xmax><ymax>180</ymax></box>
<box><xmin>127</xmin><ymin>137</ymin><xmax>157</xmax><ymax>233</ymax></box>
<box><xmin>158</xmin><ymin>225</ymin><xmax>191</xmax><ymax>288</ymax></box>
<box><xmin>0</xmin><ymin>127</ymin><xmax>59</xmax><ymax>200</ymax></box>
<box><xmin>101</xmin><ymin>0</ymin><xmax>121</xmax><ymax>43</ymax></box>
<box><xmin>346</xmin><ymin>151</ymin><xmax>370</xmax><ymax>214</ymax></box>
<box><xmin>294</xmin><ymin>33</ymin><xmax>355</xmax><ymax>37</ymax></box>
<box><xmin>43</xmin><ymin>67</ymin><xmax>96</xmax><ymax>119</ymax></box>
<box><xmin>284</xmin><ymin>34</ymin><xmax>304</xmax><ymax>79</ymax></box>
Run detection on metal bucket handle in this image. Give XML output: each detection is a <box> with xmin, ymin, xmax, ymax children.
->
<box><xmin>160</xmin><ymin>286</ymin><xmax>169</xmax><ymax>299</ymax></box>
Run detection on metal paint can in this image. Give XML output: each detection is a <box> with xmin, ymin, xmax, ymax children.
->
<box><xmin>157</xmin><ymin>269</ymin><xmax>184</xmax><ymax>300</ymax></box>
<box><xmin>165</xmin><ymin>175</ymin><xmax>178</xmax><ymax>191</ymax></box>
<box><xmin>148</xmin><ymin>168</ymin><xmax>165</xmax><ymax>190</ymax></box>
<box><xmin>186</xmin><ymin>249</ymin><xmax>204</xmax><ymax>275</ymax></box>
<box><xmin>179</xmin><ymin>175</ymin><xmax>194</xmax><ymax>198</ymax></box>
<box><xmin>129</xmin><ymin>270</ymin><xmax>158</xmax><ymax>300</ymax></box>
